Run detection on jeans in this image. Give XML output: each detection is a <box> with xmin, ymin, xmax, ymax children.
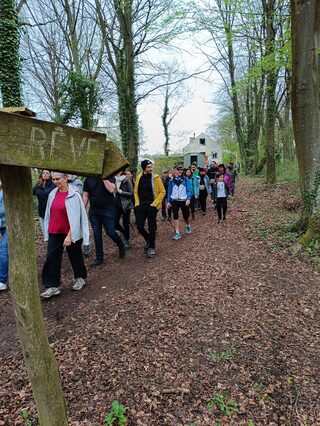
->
<box><xmin>42</xmin><ymin>234</ymin><xmax>87</xmax><ymax>288</ymax></box>
<box><xmin>135</xmin><ymin>204</ymin><xmax>158</xmax><ymax>249</ymax></box>
<box><xmin>89</xmin><ymin>207</ymin><xmax>124</xmax><ymax>261</ymax></box>
<box><xmin>0</xmin><ymin>228</ymin><xmax>8</xmax><ymax>284</ymax></box>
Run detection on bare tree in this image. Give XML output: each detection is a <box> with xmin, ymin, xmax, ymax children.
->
<box><xmin>21</xmin><ymin>0</ymin><xmax>108</xmax><ymax>129</ymax></box>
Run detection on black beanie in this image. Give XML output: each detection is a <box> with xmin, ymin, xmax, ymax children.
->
<box><xmin>141</xmin><ymin>159</ymin><xmax>152</xmax><ymax>170</ymax></box>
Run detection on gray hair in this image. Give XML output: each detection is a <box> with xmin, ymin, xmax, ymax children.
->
<box><xmin>51</xmin><ymin>172</ymin><xmax>68</xmax><ymax>179</ymax></box>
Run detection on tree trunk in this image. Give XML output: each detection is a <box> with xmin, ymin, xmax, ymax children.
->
<box><xmin>162</xmin><ymin>86</ymin><xmax>170</xmax><ymax>156</ymax></box>
<box><xmin>263</xmin><ymin>0</ymin><xmax>277</xmax><ymax>185</ymax></box>
<box><xmin>115</xmin><ymin>0</ymin><xmax>139</xmax><ymax>170</ymax></box>
<box><xmin>281</xmin><ymin>71</ymin><xmax>294</xmax><ymax>161</ymax></box>
<box><xmin>0</xmin><ymin>0</ymin><xmax>22</xmax><ymax>106</ymax></box>
<box><xmin>95</xmin><ymin>0</ymin><xmax>139</xmax><ymax>169</ymax></box>
<box><xmin>225</xmin><ymin>23</ymin><xmax>248</xmax><ymax>173</ymax></box>
<box><xmin>0</xmin><ymin>166</ymin><xmax>69</xmax><ymax>425</ymax></box>
<box><xmin>291</xmin><ymin>0</ymin><xmax>320</xmax><ymax>241</ymax></box>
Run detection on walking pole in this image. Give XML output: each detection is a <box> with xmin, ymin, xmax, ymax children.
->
<box><xmin>167</xmin><ymin>217</ymin><xmax>175</xmax><ymax>230</ymax></box>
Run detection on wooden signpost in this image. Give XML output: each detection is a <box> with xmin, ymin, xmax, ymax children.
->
<box><xmin>0</xmin><ymin>108</ymin><xmax>129</xmax><ymax>425</ymax></box>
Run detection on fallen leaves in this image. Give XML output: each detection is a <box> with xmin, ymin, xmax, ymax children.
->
<box><xmin>0</xmin><ymin>178</ymin><xmax>319</xmax><ymax>424</ymax></box>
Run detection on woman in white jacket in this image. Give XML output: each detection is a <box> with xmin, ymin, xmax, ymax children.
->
<box><xmin>41</xmin><ymin>172</ymin><xmax>89</xmax><ymax>299</ymax></box>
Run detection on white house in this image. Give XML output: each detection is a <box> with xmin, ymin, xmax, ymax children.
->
<box><xmin>182</xmin><ymin>132</ymin><xmax>223</xmax><ymax>168</ymax></box>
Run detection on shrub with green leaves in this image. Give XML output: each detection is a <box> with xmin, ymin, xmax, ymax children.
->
<box><xmin>208</xmin><ymin>391</ymin><xmax>239</xmax><ymax>416</ymax></box>
<box><xmin>104</xmin><ymin>400</ymin><xmax>127</xmax><ymax>426</ymax></box>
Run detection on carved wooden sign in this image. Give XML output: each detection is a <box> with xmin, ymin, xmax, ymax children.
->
<box><xmin>0</xmin><ymin>110</ymin><xmax>128</xmax><ymax>177</ymax></box>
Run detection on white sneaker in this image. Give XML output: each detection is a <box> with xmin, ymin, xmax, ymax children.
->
<box><xmin>72</xmin><ymin>278</ymin><xmax>86</xmax><ymax>291</ymax></box>
<box><xmin>41</xmin><ymin>287</ymin><xmax>61</xmax><ymax>299</ymax></box>
<box><xmin>0</xmin><ymin>282</ymin><xmax>7</xmax><ymax>291</ymax></box>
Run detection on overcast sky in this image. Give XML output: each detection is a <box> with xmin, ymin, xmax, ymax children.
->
<box><xmin>138</xmin><ymin>37</ymin><xmax>221</xmax><ymax>156</ymax></box>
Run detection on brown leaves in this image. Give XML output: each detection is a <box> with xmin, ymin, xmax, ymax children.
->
<box><xmin>0</xmin><ymin>178</ymin><xmax>319</xmax><ymax>424</ymax></box>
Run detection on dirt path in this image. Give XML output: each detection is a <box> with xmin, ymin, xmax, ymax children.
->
<box><xmin>0</xmin><ymin>179</ymin><xmax>319</xmax><ymax>425</ymax></box>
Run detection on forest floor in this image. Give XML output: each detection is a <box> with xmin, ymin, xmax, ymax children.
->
<box><xmin>0</xmin><ymin>177</ymin><xmax>319</xmax><ymax>426</ymax></box>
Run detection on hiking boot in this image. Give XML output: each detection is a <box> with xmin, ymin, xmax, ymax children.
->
<box><xmin>217</xmin><ymin>218</ymin><xmax>221</xmax><ymax>224</ymax></box>
<box><xmin>90</xmin><ymin>259</ymin><xmax>103</xmax><ymax>267</ymax></box>
<box><xmin>144</xmin><ymin>242</ymin><xmax>150</xmax><ymax>253</ymax></box>
<box><xmin>0</xmin><ymin>282</ymin><xmax>7</xmax><ymax>291</ymax></box>
<box><xmin>41</xmin><ymin>287</ymin><xmax>61</xmax><ymax>299</ymax></box>
<box><xmin>72</xmin><ymin>277</ymin><xmax>86</xmax><ymax>291</ymax></box>
<box><xmin>124</xmin><ymin>240</ymin><xmax>131</xmax><ymax>249</ymax></box>
<box><xmin>202</xmin><ymin>211</ymin><xmax>207</xmax><ymax>215</ymax></box>
<box><xmin>186</xmin><ymin>225</ymin><xmax>192</xmax><ymax>235</ymax></box>
<box><xmin>146</xmin><ymin>248</ymin><xmax>156</xmax><ymax>258</ymax></box>
<box><xmin>173</xmin><ymin>232</ymin><xmax>182</xmax><ymax>240</ymax></box>
<box><xmin>119</xmin><ymin>243</ymin><xmax>126</xmax><ymax>258</ymax></box>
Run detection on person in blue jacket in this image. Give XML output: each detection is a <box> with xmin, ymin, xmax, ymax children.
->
<box><xmin>0</xmin><ymin>183</ymin><xmax>8</xmax><ymax>291</ymax></box>
<box><xmin>167</xmin><ymin>164</ymin><xmax>193</xmax><ymax>240</ymax></box>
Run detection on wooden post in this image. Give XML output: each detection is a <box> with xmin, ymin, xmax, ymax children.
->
<box><xmin>0</xmin><ymin>165</ymin><xmax>69</xmax><ymax>425</ymax></box>
<box><xmin>0</xmin><ymin>108</ymin><xmax>129</xmax><ymax>425</ymax></box>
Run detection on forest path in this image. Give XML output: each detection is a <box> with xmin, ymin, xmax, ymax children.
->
<box><xmin>0</xmin><ymin>178</ymin><xmax>319</xmax><ymax>425</ymax></box>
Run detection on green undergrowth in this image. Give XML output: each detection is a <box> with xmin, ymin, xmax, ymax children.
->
<box><xmin>253</xmin><ymin>159</ymin><xmax>299</xmax><ymax>183</ymax></box>
<box><xmin>245</xmin><ymin>176</ymin><xmax>320</xmax><ymax>265</ymax></box>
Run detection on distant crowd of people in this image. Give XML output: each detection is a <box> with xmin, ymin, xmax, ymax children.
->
<box><xmin>0</xmin><ymin>160</ymin><xmax>238</xmax><ymax>298</ymax></box>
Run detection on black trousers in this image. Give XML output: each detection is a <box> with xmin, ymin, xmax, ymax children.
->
<box><xmin>135</xmin><ymin>204</ymin><xmax>158</xmax><ymax>249</ymax></box>
<box><xmin>199</xmin><ymin>189</ymin><xmax>208</xmax><ymax>212</ymax></box>
<box><xmin>190</xmin><ymin>196</ymin><xmax>195</xmax><ymax>217</ymax></box>
<box><xmin>161</xmin><ymin>199</ymin><xmax>172</xmax><ymax>219</ymax></box>
<box><xmin>171</xmin><ymin>200</ymin><xmax>190</xmax><ymax>222</ymax></box>
<box><xmin>216</xmin><ymin>197</ymin><xmax>227</xmax><ymax>220</ymax></box>
<box><xmin>42</xmin><ymin>234</ymin><xmax>87</xmax><ymax>288</ymax></box>
<box><xmin>116</xmin><ymin>205</ymin><xmax>131</xmax><ymax>241</ymax></box>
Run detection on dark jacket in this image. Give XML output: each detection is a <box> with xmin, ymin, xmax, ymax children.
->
<box><xmin>212</xmin><ymin>181</ymin><xmax>230</xmax><ymax>199</ymax></box>
<box><xmin>33</xmin><ymin>180</ymin><xmax>55</xmax><ymax>218</ymax></box>
<box><xmin>161</xmin><ymin>176</ymin><xmax>171</xmax><ymax>198</ymax></box>
<box><xmin>116</xmin><ymin>177</ymin><xmax>134</xmax><ymax>212</ymax></box>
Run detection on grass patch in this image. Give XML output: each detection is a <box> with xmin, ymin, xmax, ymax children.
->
<box><xmin>254</xmin><ymin>159</ymin><xmax>299</xmax><ymax>183</ymax></box>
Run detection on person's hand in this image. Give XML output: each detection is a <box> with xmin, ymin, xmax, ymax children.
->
<box><xmin>63</xmin><ymin>235</ymin><xmax>72</xmax><ymax>247</ymax></box>
<box><xmin>195</xmin><ymin>196</ymin><xmax>199</xmax><ymax>199</ymax></box>
<box><xmin>167</xmin><ymin>202</ymin><xmax>171</xmax><ymax>208</ymax></box>
<box><xmin>83</xmin><ymin>245</ymin><xmax>91</xmax><ymax>256</ymax></box>
<box><xmin>118</xmin><ymin>188</ymin><xmax>123</xmax><ymax>194</ymax></box>
<box><xmin>185</xmin><ymin>200</ymin><xmax>190</xmax><ymax>207</ymax></box>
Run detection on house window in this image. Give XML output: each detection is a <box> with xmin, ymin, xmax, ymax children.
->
<box><xmin>212</xmin><ymin>152</ymin><xmax>218</xmax><ymax>158</ymax></box>
<box><xmin>199</xmin><ymin>138</ymin><xmax>205</xmax><ymax>146</ymax></box>
<box><xmin>190</xmin><ymin>155</ymin><xmax>198</xmax><ymax>164</ymax></box>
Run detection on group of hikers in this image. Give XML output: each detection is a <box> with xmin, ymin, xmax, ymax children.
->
<box><xmin>0</xmin><ymin>160</ymin><xmax>238</xmax><ymax>298</ymax></box>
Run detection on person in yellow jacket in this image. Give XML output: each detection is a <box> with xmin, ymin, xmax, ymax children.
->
<box><xmin>134</xmin><ymin>159</ymin><xmax>166</xmax><ymax>258</ymax></box>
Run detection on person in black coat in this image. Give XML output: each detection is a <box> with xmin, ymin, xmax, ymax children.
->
<box><xmin>33</xmin><ymin>169</ymin><xmax>55</xmax><ymax>235</ymax></box>
<box><xmin>161</xmin><ymin>169</ymin><xmax>172</xmax><ymax>220</ymax></box>
<box><xmin>115</xmin><ymin>170</ymin><xmax>134</xmax><ymax>249</ymax></box>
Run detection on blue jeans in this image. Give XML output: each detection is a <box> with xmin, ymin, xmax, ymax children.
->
<box><xmin>0</xmin><ymin>228</ymin><xmax>8</xmax><ymax>284</ymax></box>
<box><xmin>89</xmin><ymin>207</ymin><xmax>124</xmax><ymax>261</ymax></box>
